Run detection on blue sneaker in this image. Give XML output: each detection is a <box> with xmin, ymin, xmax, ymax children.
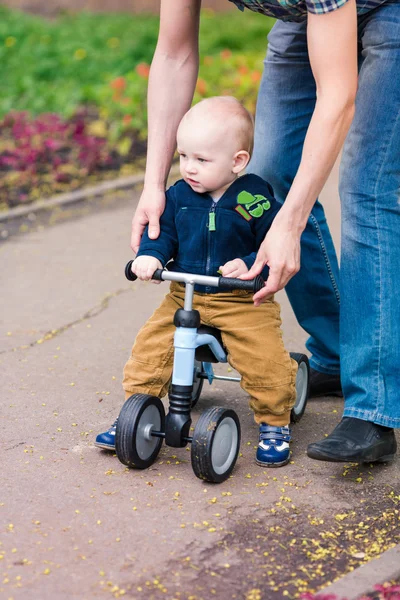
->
<box><xmin>95</xmin><ymin>419</ymin><xmax>118</xmax><ymax>450</ymax></box>
<box><xmin>256</xmin><ymin>424</ymin><xmax>291</xmax><ymax>467</ymax></box>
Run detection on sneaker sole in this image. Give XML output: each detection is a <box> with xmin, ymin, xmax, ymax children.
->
<box><xmin>255</xmin><ymin>457</ymin><xmax>290</xmax><ymax>468</ymax></box>
<box><xmin>94</xmin><ymin>441</ymin><xmax>115</xmax><ymax>451</ymax></box>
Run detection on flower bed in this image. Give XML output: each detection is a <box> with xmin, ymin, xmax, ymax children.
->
<box><xmin>0</xmin><ymin>109</ymin><xmax>146</xmax><ymax>209</ymax></box>
<box><xmin>0</xmin><ymin>7</ymin><xmax>274</xmax><ymax>209</ymax></box>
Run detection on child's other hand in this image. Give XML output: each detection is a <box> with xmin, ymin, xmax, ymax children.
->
<box><xmin>131</xmin><ymin>256</ymin><xmax>163</xmax><ymax>284</ymax></box>
<box><xmin>219</xmin><ymin>259</ymin><xmax>248</xmax><ymax>278</ymax></box>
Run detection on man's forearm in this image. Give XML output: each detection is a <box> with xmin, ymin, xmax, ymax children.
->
<box><xmin>144</xmin><ymin>50</ymin><xmax>199</xmax><ymax>190</ymax></box>
<box><xmin>279</xmin><ymin>97</ymin><xmax>355</xmax><ymax>232</ymax></box>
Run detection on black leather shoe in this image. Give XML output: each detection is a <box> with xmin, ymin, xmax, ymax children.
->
<box><xmin>309</xmin><ymin>368</ymin><xmax>343</xmax><ymax>398</ymax></box>
<box><xmin>307</xmin><ymin>417</ymin><xmax>397</xmax><ymax>463</ymax></box>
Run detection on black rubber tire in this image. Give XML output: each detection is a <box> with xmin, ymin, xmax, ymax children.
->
<box><xmin>191</xmin><ymin>407</ymin><xmax>241</xmax><ymax>483</ymax></box>
<box><xmin>115</xmin><ymin>394</ymin><xmax>165</xmax><ymax>469</ymax></box>
<box><xmin>290</xmin><ymin>352</ymin><xmax>310</xmax><ymax>423</ymax></box>
<box><xmin>191</xmin><ymin>360</ymin><xmax>204</xmax><ymax>408</ymax></box>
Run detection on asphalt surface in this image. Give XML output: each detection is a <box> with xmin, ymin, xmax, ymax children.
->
<box><xmin>1</xmin><ymin>165</ymin><xmax>399</xmax><ymax>600</ymax></box>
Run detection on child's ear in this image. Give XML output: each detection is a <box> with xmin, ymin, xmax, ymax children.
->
<box><xmin>232</xmin><ymin>150</ymin><xmax>250</xmax><ymax>173</ymax></box>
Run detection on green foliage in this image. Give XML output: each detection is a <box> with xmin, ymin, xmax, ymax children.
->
<box><xmin>0</xmin><ymin>5</ymin><xmax>274</xmax><ymax>119</ymax></box>
<box><xmin>198</xmin><ymin>8</ymin><xmax>273</xmax><ymax>53</ymax></box>
<box><xmin>0</xmin><ymin>6</ymin><xmax>275</xmax><ymax>207</ymax></box>
<box><xmin>0</xmin><ymin>6</ymin><xmax>159</xmax><ymax>116</ymax></box>
<box><xmin>195</xmin><ymin>51</ymin><xmax>265</xmax><ymax>114</ymax></box>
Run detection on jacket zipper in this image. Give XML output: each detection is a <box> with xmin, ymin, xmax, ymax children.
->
<box><xmin>206</xmin><ymin>200</ymin><xmax>217</xmax><ymax>287</ymax></box>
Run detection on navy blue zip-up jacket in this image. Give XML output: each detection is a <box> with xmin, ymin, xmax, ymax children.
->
<box><xmin>137</xmin><ymin>174</ymin><xmax>280</xmax><ymax>293</ymax></box>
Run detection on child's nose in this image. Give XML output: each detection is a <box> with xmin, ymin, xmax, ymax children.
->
<box><xmin>186</xmin><ymin>160</ymin><xmax>197</xmax><ymax>174</ymax></box>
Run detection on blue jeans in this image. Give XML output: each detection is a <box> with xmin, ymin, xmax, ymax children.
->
<box><xmin>249</xmin><ymin>3</ymin><xmax>400</xmax><ymax>427</ymax></box>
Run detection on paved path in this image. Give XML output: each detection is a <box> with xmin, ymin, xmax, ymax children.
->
<box><xmin>1</xmin><ymin>166</ymin><xmax>399</xmax><ymax>600</ymax></box>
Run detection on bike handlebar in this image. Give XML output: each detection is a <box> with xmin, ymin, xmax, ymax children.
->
<box><xmin>217</xmin><ymin>276</ymin><xmax>265</xmax><ymax>294</ymax></box>
<box><xmin>125</xmin><ymin>260</ymin><xmax>265</xmax><ymax>294</ymax></box>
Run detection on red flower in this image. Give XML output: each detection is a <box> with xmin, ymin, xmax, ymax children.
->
<box><xmin>136</xmin><ymin>62</ymin><xmax>150</xmax><ymax>78</ymax></box>
<box><xmin>196</xmin><ymin>78</ymin><xmax>208</xmax><ymax>95</ymax></box>
<box><xmin>220</xmin><ymin>49</ymin><xmax>232</xmax><ymax>60</ymax></box>
<box><xmin>110</xmin><ymin>77</ymin><xmax>127</xmax><ymax>91</ymax></box>
<box><xmin>251</xmin><ymin>70</ymin><xmax>262</xmax><ymax>83</ymax></box>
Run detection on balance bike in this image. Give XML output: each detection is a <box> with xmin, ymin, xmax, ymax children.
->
<box><xmin>116</xmin><ymin>262</ymin><xmax>309</xmax><ymax>483</ymax></box>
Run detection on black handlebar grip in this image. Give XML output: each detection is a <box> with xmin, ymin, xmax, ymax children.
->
<box><xmin>252</xmin><ymin>275</ymin><xmax>265</xmax><ymax>294</ymax></box>
<box><xmin>125</xmin><ymin>262</ymin><xmax>165</xmax><ymax>282</ymax></box>
<box><xmin>125</xmin><ymin>260</ymin><xmax>137</xmax><ymax>281</ymax></box>
<box><xmin>218</xmin><ymin>275</ymin><xmax>265</xmax><ymax>293</ymax></box>
<box><xmin>152</xmin><ymin>269</ymin><xmax>164</xmax><ymax>281</ymax></box>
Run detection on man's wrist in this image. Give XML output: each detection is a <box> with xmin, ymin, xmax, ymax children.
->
<box><xmin>143</xmin><ymin>181</ymin><xmax>166</xmax><ymax>193</ymax></box>
<box><xmin>276</xmin><ymin>203</ymin><xmax>308</xmax><ymax>236</ymax></box>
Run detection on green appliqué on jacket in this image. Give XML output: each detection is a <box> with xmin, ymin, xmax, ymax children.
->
<box><xmin>235</xmin><ymin>190</ymin><xmax>271</xmax><ymax>220</ymax></box>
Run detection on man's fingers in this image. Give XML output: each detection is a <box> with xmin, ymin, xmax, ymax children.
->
<box><xmin>263</xmin><ymin>270</ymin><xmax>283</xmax><ymax>296</ymax></box>
<box><xmin>240</xmin><ymin>258</ymin><xmax>265</xmax><ymax>280</ymax></box>
<box><xmin>131</xmin><ymin>221</ymin><xmax>145</xmax><ymax>253</ymax></box>
<box><xmin>264</xmin><ymin>263</ymin><xmax>298</xmax><ymax>294</ymax></box>
<box><xmin>147</xmin><ymin>214</ymin><xmax>161</xmax><ymax>240</ymax></box>
<box><xmin>130</xmin><ymin>206</ymin><xmax>161</xmax><ymax>251</ymax></box>
<box><xmin>252</xmin><ymin>269</ymin><xmax>282</xmax><ymax>307</ymax></box>
<box><xmin>253</xmin><ymin>286</ymin><xmax>272</xmax><ymax>307</ymax></box>
<box><xmin>253</xmin><ymin>265</ymin><xmax>297</xmax><ymax>306</ymax></box>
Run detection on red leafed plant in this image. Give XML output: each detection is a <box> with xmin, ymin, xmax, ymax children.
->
<box><xmin>0</xmin><ymin>110</ymin><xmax>119</xmax><ymax>208</ymax></box>
<box><xmin>0</xmin><ymin>111</ymin><xmax>109</xmax><ymax>175</ymax></box>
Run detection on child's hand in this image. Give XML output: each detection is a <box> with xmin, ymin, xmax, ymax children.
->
<box><xmin>219</xmin><ymin>259</ymin><xmax>248</xmax><ymax>278</ymax></box>
<box><xmin>131</xmin><ymin>256</ymin><xmax>163</xmax><ymax>283</ymax></box>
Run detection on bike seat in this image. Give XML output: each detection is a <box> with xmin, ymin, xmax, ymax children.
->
<box><xmin>195</xmin><ymin>325</ymin><xmax>226</xmax><ymax>363</ymax></box>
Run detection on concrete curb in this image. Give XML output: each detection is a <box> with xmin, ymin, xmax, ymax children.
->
<box><xmin>0</xmin><ymin>172</ymin><xmax>146</xmax><ymax>224</ymax></box>
<box><xmin>319</xmin><ymin>544</ymin><xmax>400</xmax><ymax>599</ymax></box>
<box><xmin>0</xmin><ymin>166</ymin><xmax>181</xmax><ymax>241</ymax></box>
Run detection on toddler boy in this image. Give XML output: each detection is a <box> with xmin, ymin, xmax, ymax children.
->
<box><xmin>96</xmin><ymin>96</ymin><xmax>297</xmax><ymax>467</ymax></box>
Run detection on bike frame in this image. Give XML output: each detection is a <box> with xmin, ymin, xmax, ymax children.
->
<box><xmin>159</xmin><ymin>271</ymin><xmax>239</xmax><ymax>447</ymax></box>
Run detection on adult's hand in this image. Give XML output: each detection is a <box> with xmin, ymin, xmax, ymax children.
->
<box><xmin>130</xmin><ymin>187</ymin><xmax>166</xmax><ymax>253</ymax></box>
<box><xmin>242</xmin><ymin>218</ymin><xmax>301</xmax><ymax>307</ymax></box>
<box><xmin>130</xmin><ymin>0</ymin><xmax>200</xmax><ymax>253</ymax></box>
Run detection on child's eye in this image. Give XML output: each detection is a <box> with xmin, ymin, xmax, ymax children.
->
<box><xmin>198</xmin><ymin>158</ymin><xmax>207</xmax><ymax>163</ymax></box>
<box><xmin>179</xmin><ymin>153</ymin><xmax>187</xmax><ymax>158</ymax></box>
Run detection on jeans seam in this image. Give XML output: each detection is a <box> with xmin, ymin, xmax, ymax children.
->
<box><xmin>372</xmin><ymin>106</ymin><xmax>400</xmax><ymax>416</ymax></box>
<box><xmin>374</xmin><ymin>180</ymin><xmax>383</xmax><ymax>416</ymax></box>
<box><xmin>309</xmin><ymin>213</ymin><xmax>341</xmax><ymax>304</ymax></box>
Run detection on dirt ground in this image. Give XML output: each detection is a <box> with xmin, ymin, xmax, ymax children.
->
<box><xmin>1</xmin><ymin>165</ymin><xmax>399</xmax><ymax>600</ymax></box>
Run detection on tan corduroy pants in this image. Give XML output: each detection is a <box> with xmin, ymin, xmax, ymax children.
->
<box><xmin>123</xmin><ymin>283</ymin><xmax>297</xmax><ymax>426</ymax></box>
